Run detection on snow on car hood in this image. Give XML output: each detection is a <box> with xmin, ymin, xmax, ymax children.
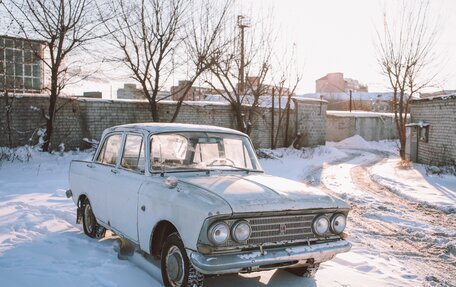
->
<box><xmin>179</xmin><ymin>173</ymin><xmax>347</xmax><ymax>213</ymax></box>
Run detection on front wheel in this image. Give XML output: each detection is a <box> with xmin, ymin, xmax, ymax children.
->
<box><xmin>82</xmin><ymin>199</ymin><xmax>106</xmax><ymax>239</ymax></box>
<box><xmin>161</xmin><ymin>232</ymin><xmax>204</xmax><ymax>287</ymax></box>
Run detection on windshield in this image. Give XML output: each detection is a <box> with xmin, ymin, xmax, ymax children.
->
<box><xmin>150</xmin><ymin>132</ymin><xmax>262</xmax><ymax>172</ymax></box>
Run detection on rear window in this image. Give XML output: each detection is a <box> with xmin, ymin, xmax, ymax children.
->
<box><xmin>121</xmin><ymin>134</ymin><xmax>145</xmax><ymax>172</ymax></box>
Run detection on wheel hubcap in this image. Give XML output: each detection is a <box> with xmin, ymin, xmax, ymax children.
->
<box><xmin>166</xmin><ymin>246</ymin><xmax>185</xmax><ymax>286</ymax></box>
<box><xmin>84</xmin><ymin>204</ymin><xmax>94</xmax><ymax>233</ymax></box>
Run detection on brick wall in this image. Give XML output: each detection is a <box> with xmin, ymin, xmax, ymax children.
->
<box><xmin>0</xmin><ymin>95</ymin><xmax>327</xmax><ymax>150</ymax></box>
<box><xmin>410</xmin><ymin>96</ymin><xmax>456</xmax><ymax>166</ymax></box>
<box><xmin>294</xmin><ymin>98</ymin><xmax>327</xmax><ymax>147</ymax></box>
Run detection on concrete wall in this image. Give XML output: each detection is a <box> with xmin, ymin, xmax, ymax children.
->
<box><xmin>0</xmin><ymin>95</ymin><xmax>327</xmax><ymax>150</ymax></box>
<box><xmin>326</xmin><ymin>111</ymin><xmax>397</xmax><ymax>142</ymax></box>
<box><xmin>410</xmin><ymin>96</ymin><xmax>456</xmax><ymax>166</ymax></box>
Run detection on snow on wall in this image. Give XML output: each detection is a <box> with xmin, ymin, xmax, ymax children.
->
<box><xmin>0</xmin><ymin>95</ymin><xmax>326</xmax><ymax>150</ymax></box>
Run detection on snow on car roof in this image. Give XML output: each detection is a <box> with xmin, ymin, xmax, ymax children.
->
<box><xmin>105</xmin><ymin>123</ymin><xmax>247</xmax><ymax>136</ymax></box>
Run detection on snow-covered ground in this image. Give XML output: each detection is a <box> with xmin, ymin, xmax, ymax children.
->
<box><xmin>0</xmin><ymin>137</ymin><xmax>455</xmax><ymax>287</ymax></box>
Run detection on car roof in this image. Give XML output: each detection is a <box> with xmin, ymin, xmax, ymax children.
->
<box><xmin>104</xmin><ymin>123</ymin><xmax>247</xmax><ymax>137</ymax></box>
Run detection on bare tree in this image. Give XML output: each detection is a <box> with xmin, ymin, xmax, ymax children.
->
<box><xmin>102</xmin><ymin>0</ymin><xmax>232</xmax><ymax>122</ymax></box>
<box><xmin>376</xmin><ymin>0</ymin><xmax>438</xmax><ymax>159</ymax></box>
<box><xmin>170</xmin><ymin>0</ymin><xmax>233</xmax><ymax>122</ymax></box>
<box><xmin>269</xmin><ymin>45</ymin><xmax>302</xmax><ymax>148</ymax></box>
<box><xmin>205</xmin><ymin>14</ymin><xmax>275</xmax><ymax>134</ymax></box>
<box><xmin>102</xmin><ymin>0</ymin><xmax>184</xmax><ymax>122</ymax></box>
<box><xmin>271</xmin><ymin>74</ymin><xmax>301</xmax><ymax>148</ymax></box>
<box><xmin>2</xmin><ymin>0</ymin><xmax>103</xmax><ymax>151</ymax></box>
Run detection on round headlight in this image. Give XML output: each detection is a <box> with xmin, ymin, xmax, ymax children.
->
<box><xmin>331</xmin><ymin>214</ymin><xmax>347</xmax><ymax>234</ymax></box>
<box><xmin>208</xmin><ymin>222</ymin><xmax>229</xmax><ymax>245</ymax></box>
<box><xmin>231</xmin><ymin>221</ymin><xmax>251</xmax><ymax>242</ymax></box>
<box><xmin>312</xmin><ymin>216</ymin><xmax>329</xmax><ymax>236</ymax></box>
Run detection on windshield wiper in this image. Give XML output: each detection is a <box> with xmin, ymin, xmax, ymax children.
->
<box><xmin>207</xmin><ymin>164</ymin><xmax>262</xmax><ymax>173</ymax></box>
<box><xmin>152</xmin><ymin>167</ymin><xmax>211</xmax><ymax>175</ymax></box>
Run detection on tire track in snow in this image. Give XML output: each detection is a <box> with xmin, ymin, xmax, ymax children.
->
<box><xmin>315</xmin><ymin>148</ymin><xmax>456</xmax><ymax>286</ymax></box>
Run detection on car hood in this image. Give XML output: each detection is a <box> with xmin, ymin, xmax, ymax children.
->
<box><xmin>178</xmin><ymin>173</ymin><xmax>348</xmax><ymax>213</ymax></box>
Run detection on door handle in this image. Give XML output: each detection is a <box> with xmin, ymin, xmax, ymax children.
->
<box><xmin>141</xmin><ymin>205</ymin><xmax>146</xmax><ymax>212</ymax></box>
<box><xmin>111</xmin><ymin>169</ymin><xmax>119</xmax><ymax>174</ymax></box>
<box><xmin>86</xmin><ymin>163</ymin><xmax>94</xmax><ymax>168</ymax></box>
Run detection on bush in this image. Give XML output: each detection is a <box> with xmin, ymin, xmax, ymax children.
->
<box><xmin>0</xmin><ymin>146</ymin><xmax>32</xmax><ymax>162</ymax></box>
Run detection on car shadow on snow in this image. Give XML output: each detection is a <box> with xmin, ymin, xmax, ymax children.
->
<box><xmin>205</xmin><ymin>269</ymin><xmax>317</xmax><ymax>287</ymax></box>
<box><xmin>125</xmin><ymin>242</ymin><xmax>319</xmax><ymax>287</ymax></box>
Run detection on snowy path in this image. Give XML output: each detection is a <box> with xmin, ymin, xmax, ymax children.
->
<box><xmin>317</xmin><ymin>148</ymin><xmax>456</xmax><ymax>286</ymax></box>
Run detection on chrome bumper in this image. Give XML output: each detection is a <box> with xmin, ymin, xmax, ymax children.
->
<box><xmin>190</xmin><ymin>240</ymin><xmax>352</xmax><ymax>275</ymax></box>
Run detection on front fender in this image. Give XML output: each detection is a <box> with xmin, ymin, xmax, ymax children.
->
<box><xmin>137</xmin><ymin>178</ymin><xmax>232</xmax><ymax>253</ymax></box>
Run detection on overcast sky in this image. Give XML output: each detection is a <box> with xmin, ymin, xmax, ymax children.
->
<box><xmin>63</xmin><ymin>0</ymin><xmax>456</xmax><ymax>97</ymax></box>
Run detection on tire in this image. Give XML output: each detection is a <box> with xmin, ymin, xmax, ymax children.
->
<box><xmin>161</xmin><ymin>232</ymin><xmax>204</xmax><ymax>287</ymax></box>
<box><xmin>285</xmin><ymin>263</ymin><xmax>320</xmax><ymax>278</ymax></box>
<box><xmin>82</xmin><ymin>198</ymin><xmax>106</xmax><ymax>239</ymax></box>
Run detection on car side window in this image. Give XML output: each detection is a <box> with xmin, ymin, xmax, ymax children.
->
<box><xmin>96</xmin><ymin>134</ymin><xmax>122</xmax><ymax>165</ymax></box>
<box><xmin>121</xmin><ymin>134</ymin><xmax>145</xmax><ymax>172</ymax></box>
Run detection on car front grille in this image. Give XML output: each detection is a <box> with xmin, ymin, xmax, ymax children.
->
<box><xmin>218</xmin><ymin>212</ymin><xmax>341</xmax><ymax>249</ymax></box>
<box><xmin>246</xmin><ymin>214</ymin><xmax>317</xmax><ymax>245</ymax></box>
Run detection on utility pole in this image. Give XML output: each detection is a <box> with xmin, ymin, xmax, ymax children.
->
<box><xmin>349</xmin><ymin>89</ymin><xmax>352</xmax><ymax>112</ymax></box>
<box><xmin>237</xmin><ymin>15</ymin><xmax>249</xmax><ymax>95</ymax></box>
<box><xmin>271</xmin><ymin>87</ymin><xmax>275</xmax><ymax>149</ymax></box>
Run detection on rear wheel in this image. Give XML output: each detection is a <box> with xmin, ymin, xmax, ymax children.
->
<box><xmin>285</xmin><ymin>263</ymin><xmax>320</xmax><ymax>278</ymax></box>
<box><xmin>82</xmin><ymin>199</ymin><xmax>105</xmax><ymax>239</ymax></box>
<box><xmin>161</xmin><ymin>232</ymin><xmax>204</xmax><ymax>287</ymax></box>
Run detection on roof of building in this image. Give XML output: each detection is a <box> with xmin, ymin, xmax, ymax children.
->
<box><xmin>105</xmin><ymin>123</ymin><xmax>247</xmax><ymax>137</ymax></box>
<box><xmin>316</xmin><ymin>74</ymin><xmax>329</xmax><ymax>81</ymax></box>
<box><xmin>406</xmin><ymin>122</ymin><xmax>430</xmax><ymax>128</ymax></box>
<box><xmin>0</xmin><ymin>35</ymin><xmax>47</xmax><ymax>45</ymax></box>
<box><xmin>412</xmin><ymin>94</ymin><xmax>456</xmax><ymax>102</ymax></box>
<box><xmin>300</xmin><ymin>92</ymin><xmax>395</xmax><ymax>101</ymax></box>
<box><xmin>316</xmin><ymin>72</ymin><xmax>343</xmax><ymax>81</ymax></box>
<box><xmin>327</xmin><ymin>110</ymin><xmax>394</xmax><ymax>118</ymax></box>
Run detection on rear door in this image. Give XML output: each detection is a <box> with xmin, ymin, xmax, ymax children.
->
<box><xmin>107</xmin><ymin>133</ymin><xmax>146</xmax><ymax>242</ymax></box>
<box><xmin>89</xmin><ymin>133</ymin><xmax>123</xmax><ymax>224</ymax></box>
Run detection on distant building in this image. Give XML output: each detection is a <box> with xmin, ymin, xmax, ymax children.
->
<box><xmin>301</xmin><ymin>92</ymin><xmax>393</xmax><ymax>112</ymax></box>
<box><xmin>316</xmin><ymin>72</ymin><xmax>368</xmax><ymax>93</ymax></box>
<box><xmin>83</xmin><ymin>91</ymin><xmax>102</xmax><ymax>98</ymax></box>
<box><xmin>117</xmin><ymin>83</ymin><xmax>144</xmax><ymax>100</ymax></box>
<box><xmin>170</xmin><ymin>80</ymin><xmax>217</xmax><ymax>101</ymax></box>
<box><xmin>117</xmin><ymin>83</ymin><xmax>170</xmax><ymax>100</ymax></box>
<box><xmin>239</xmin><ymin>76</ymin><xmax>293</xmax><ymax>96</ymax></box>
<box><xmin>0</xmin><ymin>35</ymin><xmax>45</xmax><ymax>94</ymax></box>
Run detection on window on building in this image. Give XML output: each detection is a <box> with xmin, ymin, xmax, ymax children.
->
<box><xmin>419</xmin><ymin>126</ymin><xmax>429</xmax><ymax>143</ymax></box>
<box><xmin>0</xmin><ymin>37</ymin><xmax>42</xmax><ymax>93</ymax></box>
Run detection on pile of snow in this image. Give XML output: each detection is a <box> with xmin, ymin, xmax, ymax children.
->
<box><xmin>259</xmin><ymin>145</ymin><xmax>348</xmax><ymax>183</ymax></box>
<box><xmin>371</xmin><ymin>158</ymin><xmax>456</xmax><ymax>213</ymax></box>
<box><xmin>327</xmin><ymin>135</ymin><xmax>398</xmax><ymax>154</ymax></box>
